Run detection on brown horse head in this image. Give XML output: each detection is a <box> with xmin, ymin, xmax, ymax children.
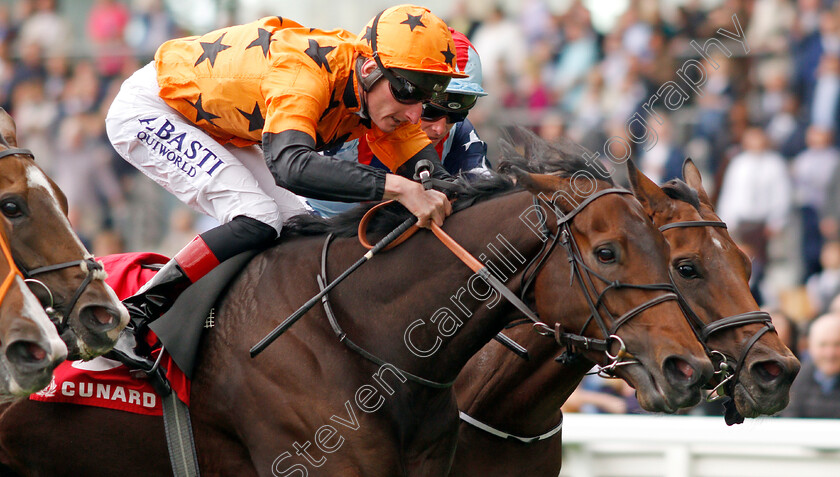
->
<box><xmin>503</xmin><ymin>140</ymin><xmax>714</xmax><ymax>413</ymax></box>
<box><xmin>0</xmin><ymin>220</ymin><xmax>66</xmax><ymax>396</ymax></box>
<box><xmin>0</xmin><ymin>109</ymin><xmax>128</xmax><ymax>359</ymax></box>
<box><xmin>627</xmin><ymin>158</ymin><xmax>800</xmax><ymax>418</ymax></box>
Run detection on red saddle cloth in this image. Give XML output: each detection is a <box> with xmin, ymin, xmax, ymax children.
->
<box><xmin>29</xmin><ymin>252</ymin><xmax>191</xmax><ymax>416</ymax></box>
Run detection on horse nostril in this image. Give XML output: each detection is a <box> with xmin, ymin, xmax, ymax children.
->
<box><xmin>675</xmin><ymin>359</ymin><xmax>694</xmax><ymax>380</ymax></box>
<box><xmin>664</xmin><ymin>356</ymin><xmax>696</xmax><ymax>384</ymax></box>
<box><xmin>752</xmin><ymin>360</ymin><xmax>784</xmax><ymax>381</ymax></box>
<box><xmin>6</xmin><ymin>340</ymin><xmax>48</xmax><ymax>366</ymax></box>
<box><xmin>80</xmin><ymin>306</ymin><xmax>119</xmax><ymax>333</ymax></box>
<box><xmin>92</xmin><ymin>308</ymin><xmax>115</xmax><ymax>326</ymax></box>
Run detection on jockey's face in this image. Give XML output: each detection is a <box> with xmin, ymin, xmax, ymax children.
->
<box><xmin>361</xmin><ymin>61</ymin><xmax>422</xmax><ymax>133</ymax></box>
<box><xmin>420</xmin><ymin>116</ymin><xmax>450</xmax><ymax>146</ymax></box>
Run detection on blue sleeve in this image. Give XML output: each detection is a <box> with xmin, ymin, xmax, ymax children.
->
<box><xmin>441</xmin><ymin>119</ymin><xmax>488</xmax><ymax>175</ymax></box>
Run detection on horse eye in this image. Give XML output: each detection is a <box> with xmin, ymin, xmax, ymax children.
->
<box><xmin>677</xmin><ymin>263</ymin><xmax>700</xmax><ymax>279</ymax></box>
<box><xmin>0</xmin><ymin>200</ymin><xmax>22</xmax><ymax>218</ymax></box>
<box><xmin>596</xmin><ymin>247</ymin><xmax>616</xmax><ymax>263</ymax></box>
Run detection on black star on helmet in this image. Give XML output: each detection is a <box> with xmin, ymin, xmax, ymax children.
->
<box><xmin>361</xmin><ymin>26</ymin><xmax>373</xmax><ymax>45</ymax></box>
<box><xmin>236</xmin><ymin>102</ymin><xmax>265</xmax><ymax>131</ymax></box>
<box><xmin>246</xmin><ymin>28</ymin><xmax>275</xmax><ymax>57</ymax></box>
<box><xmin>440</xmin><ymin>44</ymin><xmax>455</xmax><ymax>66</ymax></box>
<box><xmin>186</xmin><ymin>94</ymin><xmax>220</xmax><ymax>125</ymax></box>
<box><xmin>194</xmin><ymin>33</ymin><xmax>231</xmax><ymax>67</ymax></box>
<box><xmin>400</xmin><ymin>13</ymin><xmax>425</xmax><ymax>31</ymax></box>
<box><xmin>304</xmin><ymin>39</ymin><xmax>336</xmax><ymax>73</ymax></box>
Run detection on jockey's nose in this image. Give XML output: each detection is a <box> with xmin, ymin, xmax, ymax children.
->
<box><xmin>427</xmin><ymin>117</ymin><xmax>447</xmax><ymax>137</ymax></box>
<box><xmin>404</xmin><ymin>102</ymin><xmax>422</xmax><ymax>124</ymax></box>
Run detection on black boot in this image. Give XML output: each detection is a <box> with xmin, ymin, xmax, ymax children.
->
<box><xmin>109</xmin><ymin>236</ymin><xmax>220</xmax><ymax>370</ymax></box>
<box><xmin>108</xmin><ymin>217</ymin><xmax>276</xmax><ymax>370</ymax></box>
<box><xmin>122</xmin><ymin>260</ymin><xmax>192</xmax><ymax>325</ymax></box>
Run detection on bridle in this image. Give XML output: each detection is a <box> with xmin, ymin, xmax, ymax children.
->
<box><xmin>458</xmin><ymin>187</ymin><xmax>685</xmax><ymax>443</ymax></box>
<box><xmin>518</xmin><ymin>188</ymin><xmax>682</xmax><ymax>377</ymax></box>
<box><xmin>0</xmin><ymin>147</ymin><xmax>107</xmax><ymax>333</ymax></box>
<box><xmin>658</xmin><ymin>220</ymin><xmax>774</xmax><ymax>411</ymax></box>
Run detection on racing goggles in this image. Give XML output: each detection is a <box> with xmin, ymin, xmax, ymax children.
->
<box><xmin>384</xmin><ymin>68</ymin><xmax>449</xmax><ymax>104</ymax></box>
<box><xmin>421</xmin><ymin>92</ymin><xmax>478</xmax><ymax>122</ymax></box>
<box><xmin>421</xmin><ymin>104</ymin><xmax>469</xmax><ymax>123</ymax></box>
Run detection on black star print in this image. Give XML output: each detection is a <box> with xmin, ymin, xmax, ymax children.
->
<box><xmin>186</xmin><ymin>94</ymin><xmax>220</xmax><ymax>125</ymax></box>
<box><xmin>236</xmin><ymin>102</ymin><xmax>265</xmax><ymax>131</ymax></box>
<box><xmin>319</xmin><ymin>89</ymin><xmax>341</xmax><ymax>121</ymax></box>
<box><xmin>400</xmin><ymin>13</ymin><xmax>425</xmax><ymax>31</ymax></box>
<box><xmin>194</xmin><ymin>33</ymin><xmax>231</xmax><ymax>67</ymax></box>
<box><xmin>441</xmin><ymin>44</ymin><xmax>455</xmax><ymax>66</ymax></box>
<box><xmin>246</xmin><ymin>28</ymin><xmax>275</xmax><ymax>57</ymax></box>
<box><xmin>342</xmin><ymin>69</ymin><xmax>359</xmax><ymax>109</ymax></box>
<box><xmin>304</xmin><ymin>39</ymin><xmax>335</xmax><ymax>73</ymax></box>
<box><xmin>361</xmin><ymin>26</ymin><xmax>373</xmax><ymax>45</ymax></box>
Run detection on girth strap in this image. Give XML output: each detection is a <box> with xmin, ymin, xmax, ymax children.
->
<box><xmin>459</xmin><ymin>411</ymin><xmax>563</xmax><ymax>444</ymax></box>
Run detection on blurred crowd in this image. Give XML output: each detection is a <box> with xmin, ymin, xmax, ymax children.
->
<box><xmin>1</xmin><ymin>0</ymin><xmax>839</xmax><ymax>416</ymax></box>
<box><xmin>0</xmin><ymin>0</ymin><xmax>193</xmax><ymax>258</ymax></box>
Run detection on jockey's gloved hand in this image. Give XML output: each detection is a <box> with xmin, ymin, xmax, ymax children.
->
<box><xmin>396</xmin><ymin>145</ymin><xmax>452</xmax><ymax>182</ymax></box>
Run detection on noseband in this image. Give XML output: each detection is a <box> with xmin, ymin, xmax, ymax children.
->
<box><xmin>659</xmin><ymin>220</ymin><xmax>774</xmax><ymax>405</ymax></box>
<box><xmin>0</xmin><ymin>147</ymin><xmax>107</xmax><ymax>333</ymax></box>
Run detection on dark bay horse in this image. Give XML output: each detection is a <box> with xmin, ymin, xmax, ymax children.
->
<box><xmin>0</xmin><ymin>222</ymin><xmax>66</xmax><ymax>397</ymax></box>
<box><xmin>0</xmin><ymin>152</ymin><xmax>714</xmax><ymax>476</ymax></box>
<box><xmin>449</xmin><ymin>154</ymin><xmax>800</xmax><ymax>476</ymax></box>
<box><xmin>0</xmin><ymin>110</ymin><xmax>128</xmax><ymax>359</ymax></box>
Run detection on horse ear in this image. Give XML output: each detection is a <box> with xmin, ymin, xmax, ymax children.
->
<box><xmin>626</xmin><ymin>158</ymin><xmax>669</xmax><ymax>216</ymax></box>
<box><xmin>0</xmin><ymin>108</ymin><xmax>18</xmax><ymax>147</ymax></box>
<box><xmin>682</xmin><ymin>158</ymin><xmax>712</xmax><ymax>206</ymax></box>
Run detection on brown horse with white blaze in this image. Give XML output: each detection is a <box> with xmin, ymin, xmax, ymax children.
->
<box><xmin>449</xmin><ymin>148</ymin><xmax>800</xmax><ymax>476</ymax></box>
<box><xmin>0</xmin><ymin>150</ymin><xmax>713</xmax><ymax>476</ymax></box>
<box><xmin>0</xmin><ymin>110</ymin><xmax>128</xmax><ymax>360</ymax></box>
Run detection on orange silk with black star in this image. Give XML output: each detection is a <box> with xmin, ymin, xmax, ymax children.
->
<box><xmin>154</xmin><ymin>16</ymin><xmax>431</xmax><ymax>171</ymax></box>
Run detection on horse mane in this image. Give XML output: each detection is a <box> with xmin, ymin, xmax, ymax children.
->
<box><xmin>281</xmin><ymin>127</ymin><xmax>608</xmax><ymax>238</ymax></box>
<box><xmin>660</xmin><ymin>179</ymin><xmax>701</xmax><ymax>211</ymax></box>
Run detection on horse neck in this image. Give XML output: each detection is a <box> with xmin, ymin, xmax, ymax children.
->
<box><xmin>331</xmin><ymin>190</ymin><xmax>547</xmax><ymax>385</ymax></box>
<box><xmin>456</xmin><ymin>324</ymin><xmax>593</xmax><ymax>433</ymax></box>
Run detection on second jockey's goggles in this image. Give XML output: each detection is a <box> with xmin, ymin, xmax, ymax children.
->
<box><xmin>421</xmin><ymin>92</ymin><xmax>478</xmax><ymax>122</ymax></box>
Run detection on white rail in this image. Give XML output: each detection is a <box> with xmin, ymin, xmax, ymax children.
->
<box><xmin>558</xmin><ymin>414</ymin><xmax>840</xmax><ymax>477</ymax></box>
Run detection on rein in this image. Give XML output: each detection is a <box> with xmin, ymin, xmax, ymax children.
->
<box><xmin>658</xmin><ymin>220</ymin><xmax>774</xmax><ymax>424</ymax></box>
<box><xmin>0</xmin><ymin>146</ymin><xmax>107</xmax><ymax>333</ymax></box>
<box><xmin>352</xmin><ymin>188</ymin><xmax>680</xmax><ymax>445</ymax></box>
<box><xmin>0</xmin><ymin>231</ymin><xmax>22</xmax><ymax>308</ymax></box>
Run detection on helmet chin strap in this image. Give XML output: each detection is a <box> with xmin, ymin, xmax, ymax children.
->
<box><xmin>355</xmin><ymin>56</ymin><xmax>383</xmax><ymax>119</ymax></box>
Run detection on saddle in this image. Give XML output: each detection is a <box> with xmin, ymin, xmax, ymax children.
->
<box><xmin>148</xmin><ymin>250</ymin><xmax>258</xmax><ymax>379</ymax></box>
